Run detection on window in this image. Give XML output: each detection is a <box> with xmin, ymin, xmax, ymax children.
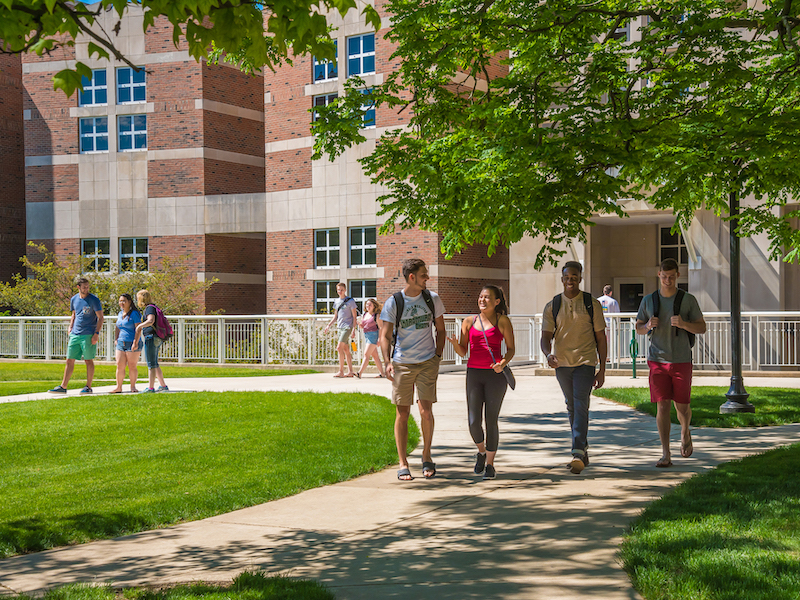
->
<box><xmin>116</xmin><ymin>67</ymin><xmax>146</xmax><ymax>104</ymax></box>
<box><xmin>312</xmin><ymin>93</ymin><xmax>338</xmax><ymax>122</ymax></box>
<box><xmin>118</xmin><ymin>115</ymin><xmax>147</xmax><ymax>151</ymax></box>
<box><xmin>360</xmin><ymin>88</ymin><xmax>376</xmax><ymax>128</ymax></box>
<box><xmin>610</xmin><ymin>21</ymin><xmax>630</xmax><ymax>42</ymax></box>
<box><xmin>315</xmin><ymin>228</ymin><xmax>340</xmax><ymax>268</ymax></box>
<box><xmin>82</xmin><ymin>238</ymin><xmax>110</xmax><ymax>272</ymax></box>
<box><xmin>315</xmin><ymin>281</ymin><xmax>339</xmax><ymax>313</ymax></box>
<box><xmin>660</xmin><ymin>226</ymin><xmax>689</xmax><ymax>265</ymax></box>
<box><xmin>79</xmin><ymin>69</ymin><xmax>108</xmax><ymax>106</ymax></box>
<box><xmin>349</xmin><ymin>280</ymin><xmax>377</xmax><ymax>313</ymax></box>
<box><xmin>120</xmin><ymin>238</ymin><xmax>148</xmax><ymax>271</ymax></box>
<box><xmin>347</xmin><ymin>33</ymin><xmax>375</xmax><ymax>77</ymax></box>
<box><xmin>350</xmin><ymin>226</ymin><xmax>376</xmax><ymax>267</ymax></box>
<box><xmin>313</xmin><ymin>41</ymin><xmax>338</xmax><ymax>82</ymax></box>
<box><xmin>79</xmin><ymin>117</ymin><xmax>109</xmax><ymax>153</ymax></box>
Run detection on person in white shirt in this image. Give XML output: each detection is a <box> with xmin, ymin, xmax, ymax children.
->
<box><xmin>597</xmin><ymin>284</ymin><xmax>620</xmax><ymax>331</ymax></box>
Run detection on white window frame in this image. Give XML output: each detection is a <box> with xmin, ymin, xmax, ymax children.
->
<box><xmin>349</xmin><ymin>280</ymin><xmax>377</xmax><ymax>313</ymax></box>
<box><xmin>118</xmin><ymin>115</ymin><xmax>147</xmax><ymax>151</ymax></box>
<box><xmin>313</xmin><ymin>41</ymin><xmax>338</xmax><ymax>83</ymax></box>
<box><xmin>120</xmin><ymin>237</ymin><xmax>149</xmax><ymax>272</ymax></box>
<box><xmin>315</xmin><ymin>228</ymin><xmax>340</xmax><ymax>269</ymax></box>
<box><xmin>360</xmin><ymin>88</ymin><xmax>376</xmax><ymax>129</ymax></box>
<box><xmin>659</xmin><ymin>226</ymin><xmax>689</xmax><ymax>266</ymax></box>
<box><xmin>315</xmin><ymin>281</ymin><xmax>340</xmax><ymax>314</ymax></box>
<box><xmin>79</xmin><ymin>69</ymin><xmax>108</xmax><ymax>106</ymax></box>
<box><xmin>79</xmin><ymin>117</ymin><xmax>109</xmax><ymax>154</ymax></box>
<box><xmin>82</xmin><ymin>238</ymin><xmax>111</xmax><ymax>272</ymax></box>
<box><xmin>349</xmin><ymin>226</ymin><xmax>377</xmax><ymax>267</ymax></box>
<box><xmin>312</xmin><ymin>93</ymin><xmax>338</xmax><ymax>122</ymax></box>
<box><xmin>116</xmin><ymin>66</ymin><xmax>146</xmax><ymax>104</ymax></box>
<box><xmin>347</xmin><ymin>33</ymin><xmax>376</xmax><ymax>77</ymax></box>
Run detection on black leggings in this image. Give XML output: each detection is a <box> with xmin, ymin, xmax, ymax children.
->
<box><xmin>466</xmin><ymin>367</ymin><xmax>507</xmax><ymax>452</ymax></box>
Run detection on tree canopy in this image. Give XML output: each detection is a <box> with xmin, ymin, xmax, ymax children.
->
<box><xmin>0</xmin><ymin>0</ymin><xmax>380</xmax><ymax>96</ymax></box>
<box><xmin>313</xmin><ymin>0</ymin><xmax>800</xmax><ymax>267</ymax></box>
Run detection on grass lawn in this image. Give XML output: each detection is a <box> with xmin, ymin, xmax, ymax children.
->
<box><xmin>593</xmin><ymin>386</ymin><xmax>800</xmax><ymax>427</ymax></box>
<box><xmin>0</xmin><ymin>390</ymin><xmax>416</xmax><ymax>558</ymax></box>
<box><xmin>0</xmin><ymin>362</ymin><xmax>317</xmax><ymax>397</ymax></box>
<box><xmin>621</xmin><ymin>443</ymin><xmax>800</xmax><ymax>600</ymax></box>
<box><xmin>11</xmin><ymin>572</ymin><xmax>335</xmax><ymax>600</ymax></box>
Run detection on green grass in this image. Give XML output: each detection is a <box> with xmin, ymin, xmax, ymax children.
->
<box><xmin>593</xmin><ymin>386</ymin><xmax>800</xmax><ymax>427</ymax></box>
<box><xmin>12</xmin><ymin>571</ymin><xmax>335</xmax><ymax>600</ymax></box>
<box><xmin>621</xmin><ymin>443</ymin><xmax>800</xmax><ymax>600</ymax></box>
<box><xmin>0</xmin><ymin>362</ymin><xmax>317</xmax><ymax>397</ymax></box>
<box><xmin>0</xmin><ymin>390</ymin><xmax>417</xmax><ymax>558</ymax></box>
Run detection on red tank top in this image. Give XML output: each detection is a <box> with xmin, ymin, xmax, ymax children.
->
<box><xmin>467</xmin><ymin>315</ymin><xmax>504</xmax><ymax>369</ymax></box>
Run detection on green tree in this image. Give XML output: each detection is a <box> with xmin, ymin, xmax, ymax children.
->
<box><xmin>0</xmin><ymin>0</ymin><xmax>380</xmax><ymax>96</ymax></box>
<box><xmin>312</xmin><ymin>0</ymin><xmax>800</xmax><ymax>266</ymax></box>
<box><xmin>0</xmin><ymin>243</ymin><xmax>218</xmax><ymax>315</ymax></box>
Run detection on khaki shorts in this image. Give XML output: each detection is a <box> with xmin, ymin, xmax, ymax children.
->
<box><xmin>337</xmin><ymin>327</ymin><xmax>353</xmax><ymax>344</ymax></box>
<box><xmin>391</xmin><ymin>355</ymin><xmax>441</xmax><ymax>406</ymax></box>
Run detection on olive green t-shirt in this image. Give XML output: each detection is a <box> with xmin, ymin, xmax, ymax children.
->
<box><xmin>542</xmin><ymin>293</ymin><xmax>606</xmax><ymax>367</ymax></box>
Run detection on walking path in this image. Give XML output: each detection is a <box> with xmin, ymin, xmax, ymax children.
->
<box><xmin>1</xmin><ymin>369</ymin><xmax>798</xmax><ymax>599</ymax></box>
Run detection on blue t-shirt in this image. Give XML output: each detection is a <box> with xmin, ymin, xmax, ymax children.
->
<box><xmin>380</xmin><ymin>290</ymin><xmax>445</xmax><ymax>364</ymax></box>
<box><xmin>70</xmin><ymin>293</ymin><xmax>103</xmax><ymax>336</ymax></box>
<box><xmin>116</xmin><ymin>309</ymin><xmax>141</xmax><ymax>342</ymax></box>
<box><xmin>334</xmin><ymin>297</ymin><xmax>357</xmax><ymax>328</ymax></box>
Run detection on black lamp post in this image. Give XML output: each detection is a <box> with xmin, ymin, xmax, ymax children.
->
<box><xmin>720</xmin><ymin>187</ymin><xmax>755</xmax><ymax>414</ymax></box>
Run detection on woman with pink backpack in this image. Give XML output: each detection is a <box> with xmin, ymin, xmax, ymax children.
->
<box><xmin>135</xmin><ymin>289</ymin><xmax>170</xmax><ymax>393</ymax></box>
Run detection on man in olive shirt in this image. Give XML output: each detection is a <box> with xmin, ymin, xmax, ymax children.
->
<box><xmin>540</xmin><ymin>261</ymin><xmax>607</xmax><ymax>474</ymax></box>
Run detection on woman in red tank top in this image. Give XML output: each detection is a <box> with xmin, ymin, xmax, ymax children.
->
<box><xmin>447</xmin><ymin>285</ymin><xmax>516</xmax><ymax>479</ymax></box>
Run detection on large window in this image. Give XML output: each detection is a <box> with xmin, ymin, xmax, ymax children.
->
<box><xmin>118</xmin><ymin>115</ymin><xmax>147</xmax><ymax>151</ymax></box>
<box><xmin>360</xmin><ymin>88</ymin><xmax>375</xmax><ymax>128</ymax></box>
<box><xmin>116</xmin><ymin>67</ymin><xmax>146</xmax><ymax>104</ymax></box>
<box><xmin>315</xmin><ymin>228</ymin><xmax>340</xmax><ymax>268</ymax></box>
<box><xmin>315</xmin><ymin>281</ymin><xmax>339</xmax><ymax>313</ymax></box>
<box><xmin>82</xmin><ymin>238</ymin><xmax>110</xmax><ymax>272</ymax></box>
<box><xmin>120</xmin><ymin>238</ymin><xmax>149</xmax><ymax>271</ymax></box>
<box><xmin>313</xmin><ymin>41</ymin><xmax>338</xmax><ymax>82</ymax></box>
<box><xmin>347</xmin><ymin>33</ymin><xmax>375</xmax><ymax>77</ymax></box>
<box><xmin>660</xmin><ymin>226</ymin><xmax>688</xmax><ymax>265</ymax></box>
<box><xmin>312</xmin><ymin>93</ymin><xmax>338</xmax><ymax>122</ymax></box>
<box><xmin>79</xmin><ymin>117</ymin><xmax>109</xmax><ymax>153</ymax></box>
<box><xmin>79</xmin><ymin>69</ymin><xmax>108</xmax><ymax>106</ymax></box>
<box><xmin>349</xmin><ymin>280</ymin><xmax>377</xmax><ymax>313</ymax></box>
<box><xmin>349</xmin><ymin>226</ymin><xmax>376</xmax><ymax>267</ymax></box>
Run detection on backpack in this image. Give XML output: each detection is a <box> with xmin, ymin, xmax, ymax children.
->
<box><xmin>149</xmin><ymin>304</ymin><xmax>173</xmax><ymax>340</ymax></box>
<box><xmin>340</xmin><ymin>296</ymin><xmax>361</xmax><ymax>317</ymax></box>
<box><xmin>650</xmin><ymin>289</ymin><xmax>695</xmax><ymax>347</ymax></box>
<box><xmin>391</xmin><ymin>289</ymin><xmax>436</xmax><ymax>359</ymax></box>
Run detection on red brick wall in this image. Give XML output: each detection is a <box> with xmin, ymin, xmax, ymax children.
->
<box><xmin>21</xmin><ymin>35</ymin><xmax>75</xmax><ymax>63</ymax></box>
<box><xmin>204</xmin><ymin>160</ymin><xmax>265</xmax><ymax>195</ymax></box>
<box><xmin>441</xmin><ymin>240</ymin><xmax>509</xmax><ymax>269</ymax></box>
<box><xmin>23</xmin><ymin>72</ymin><xmax>77</xmax><ymax>157</ymax></box>
<box><xmin>265</xmin><ymin>148</ymin><xmax>311</xmax><ymax>191</ymax></box>
<box><xmin>0</xmin><ymin>54</ymin><xmax>26</xmax><ymax>281</ymax></box>
<box><xmin>205</xmin><ymin>235</ymin><xmax>266</xmax><ymax>274</ymax></box>
<box><xmin>149</xmin><ymin>234</ymin><xmax>205</xmax><ymax>271</ymax></box>
<box><xmin>377</xmin><ymin>226</ymin><xmax>441</xmax><ymax>301</ymax></box>
<box><xmin>202</xmin><ymin>63</ymin><xmax>264</xmax><ymax>112</ymax></box>
<box><xmin>266</xmin><ymin>230</ymin><xmax>314</xmax><ymax>313</ymax></box>
<box><xmin>437</xmin><ymin>277</ymin><xmax>510</xmax><ymax>314</ymax></box>
<box><xmin>264</xmin><ymin>54</ymin><xmax>313</xmax><ymax>142</ymax></box>
<box><xmin>148</xmin><ymin>159</ymin><xmax>203</xmax><ymax>197</ymax></box>
<box><xmin>206</xmin><ymin>283</ymin><xmax>266</xmax><ymax>314</ymax></box>
<box><xmin>144</xmin><ymin>16</ymin><xmax>190</xmax><ymax>53</ymax></box>
<box><xmin>26</xmin><ymin>164</ymin><xmax>79</xmax><ymax>202</ymax></box>
<box><xmin>203</xmin><ymin>111</ymin><xmax>263</xmax><ymax>156</ymax></box>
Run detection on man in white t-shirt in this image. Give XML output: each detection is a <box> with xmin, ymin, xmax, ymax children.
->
<box><xmin>380</xmin><ymin>258</ymin><xmax>446</xmax><ymax>481</ymax></box>
<box><xmin>597</xmin><ymin>284</ymin><xmax>620</xmax><ymax>330</ymax></box>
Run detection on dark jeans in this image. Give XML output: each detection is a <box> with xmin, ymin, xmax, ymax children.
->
<box><xmin>555</xmin><ymin>365</ymin><xmax>595</xmax><ymax>457</ymax></box>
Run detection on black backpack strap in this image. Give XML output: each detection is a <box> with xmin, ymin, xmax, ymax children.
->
<box><xmin>551</xmin><ymin>294</ymin><xmax>562</xmax><ymax>330</ymax></box>
<box><xmin>582</xmin><ymin>291</ymin><xmax>594</xmax><ymax>321</ymax></box>
<box><xmin>421</xmin><ymin>289</ymin><xmax>436</xmax><ymax>321</ymax></box>
<box><xmin>673</xmin><ymin>289</ymin><xmax>684</xmax><ymax>337</ymax></box>
<box><xmin>391</xmin><ymin>291</ymin><xmax>404</xmax><ymax>360</ymax></box>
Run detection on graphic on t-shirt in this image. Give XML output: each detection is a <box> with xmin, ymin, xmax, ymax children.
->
<box><xmin>401</xmin><ymin>303</ymin><xmax>430</xmax><ymax>330</ymax></box>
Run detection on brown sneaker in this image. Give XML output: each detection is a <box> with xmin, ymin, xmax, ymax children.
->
<box><xmin>569</xmin><ymin>456</ymin><xmax>585</xmax><ymax>474</ymax></box>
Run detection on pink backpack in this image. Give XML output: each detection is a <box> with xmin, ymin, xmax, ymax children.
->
<box><xmin>149</xmin><ymin>304</ymin><xmax>173</xmax><ymax>340</ymax></box>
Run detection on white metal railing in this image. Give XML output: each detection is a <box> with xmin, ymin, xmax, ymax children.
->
<box><xmin>0</xmin><ymin>312</ymin><xmax>798</xmax><ymax>370</ymax></box>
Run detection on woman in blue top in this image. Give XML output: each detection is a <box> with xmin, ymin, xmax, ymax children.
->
<box><xmin>110</xmin><ymin>293</ymin><xmax>142</xmax><ymax>393</ymax></box>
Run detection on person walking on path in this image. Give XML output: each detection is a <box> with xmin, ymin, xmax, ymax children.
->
<box><xmin>135</xmin><ymin>290</ymin><xmax>169</xmax><ymax>393</ymax></box>
<box><xmin>323</xmin><ymin>283</ymin><xmax>358</xmax><ymax>378</ymax></box>
<box><xmin>598</xmin><ymin>285</ymin><xmax>620</xmax><ymax>330</ymax></box>
<box><xmin>48</xmin><ymin>277</ymin><xmax>104</xmax><ymax>394</ymax></box>
<box><xmin>635</xmin><ymin>258</ymin><xmax>706</xmax><ymax>468</ymax></box>
<box><xmin>540</xmin><ymin>261</ymin><xmax>607</xmax><ymax>474</ymax></box>
<box><xmin>356</xmin><ymin>298</ymin><xmax>386</xmax><ymax>378</ymax></box>
<box><xmin>447</xmin><ymin>285</ymin><xmax>515</xmax><ymax>480</ymax></box>
<box><xmin>110</xmin><ymin>293</ymin><xmax>143</xmax><ymax>393</ymax></box>
<box><xmin>380</xmin><ymin>258</ymin><xmax>446</xmax><ymax>481</ymax></box>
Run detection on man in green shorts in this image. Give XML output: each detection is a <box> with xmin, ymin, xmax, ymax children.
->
<box><xmin>49</xmin><ymin>277</ymin><xmax>104</xmax><ymax>394</ymax></box>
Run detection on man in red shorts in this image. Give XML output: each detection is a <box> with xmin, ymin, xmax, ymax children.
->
<box><xmin>635</xmin><ymin>258</ymin><xmax>706</xmax><ymax>468</ymax></box>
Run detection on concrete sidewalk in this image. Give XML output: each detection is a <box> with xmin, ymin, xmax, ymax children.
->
<box><xmin>1</xmin><ymin>370</ymin><xmax>798</xmax><ymax>599</ymax></box>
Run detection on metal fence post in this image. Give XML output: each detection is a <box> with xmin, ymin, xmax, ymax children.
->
<box><xmin>45</xmin><ymin>319</ymin><xmax>52</xmax><ymax>360</ymax></box>
<box><xmin>308</xmin><ymin>318</ymin><xmax>314</xmax><ymax>366</ymax></box>
<box><xmin>218</xmin><ymin>317</ymin><xmax>225</xmax><ymax>364</ymax></box>
<box><xmin>454</xmin><ymin>317</ymin><xmax>462</xmax><ymax>365</ymax></box>
<box><xmin>17</xmin><ymin>319</ymin><xmax>24</xmax><ymax>359</ymax></box>
<box><xmin>261</xmin><ymin>317</ymin><xmax>268</xmax><ymax>365</ymax></box>
<box><xmin>178</xmin><ymin>317</ymin><xmax>186</xmax><ymax>363</ymax></box>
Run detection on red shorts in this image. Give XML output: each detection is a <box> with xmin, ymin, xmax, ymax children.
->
<box><xmin>647</xmin><ymin>361</ymin><xmax>693</xmax><ymax>404</ymax></box>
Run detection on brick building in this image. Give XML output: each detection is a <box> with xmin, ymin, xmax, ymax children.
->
<box><xmin>0</xmin><ymin>52</ymin><xmax>26</xmax><ymax>282</ymax></box>
<box><xmin>18</xmin><ymin>3</ymin><xmax>509</xmax><ymax>315</ymax></box>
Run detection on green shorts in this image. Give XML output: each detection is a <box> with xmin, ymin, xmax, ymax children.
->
<box><xmin>67</xmin><ymin>334</ymin><xmax>97</xmax><ymax>360</ymax></box>
<box><xmin>337</xmin><ymin>327</ymin><xmax>353</xmax><ymax>344</ymax></box>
